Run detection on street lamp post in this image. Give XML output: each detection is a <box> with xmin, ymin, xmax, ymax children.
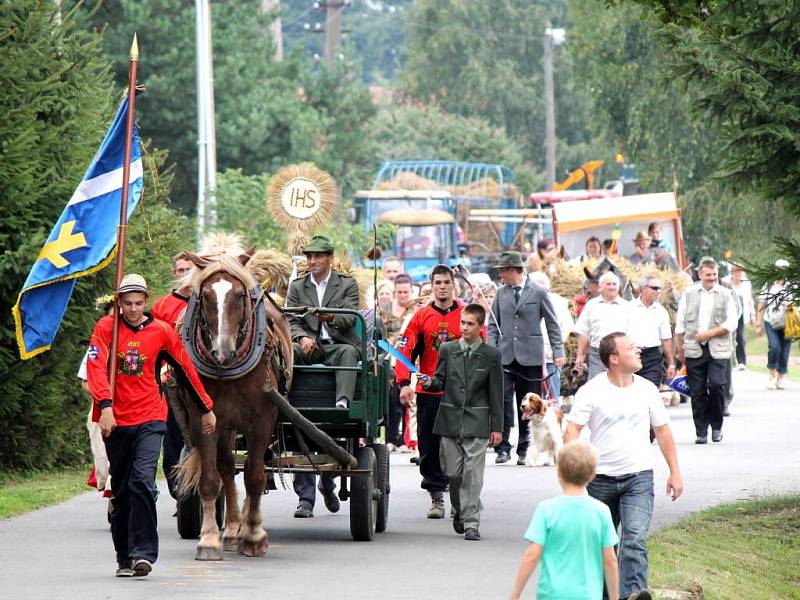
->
<box><xmin>543</xmin><ymin>24</ymin><xmax>565</xmax><ymax>191</ymax></box>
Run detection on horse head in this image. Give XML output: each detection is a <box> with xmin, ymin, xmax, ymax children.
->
<box><xmin>187</xmin><ymin>248</ymin><xmax>256</xmax><ymax>366</ymax></box>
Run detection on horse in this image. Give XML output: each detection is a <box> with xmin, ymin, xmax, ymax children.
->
<box><xmin>175</xmin><ymin>235</ymin><xmax>294</xmax><ymax>560</ymax></box>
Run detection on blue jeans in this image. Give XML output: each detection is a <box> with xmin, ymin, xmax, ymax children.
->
<box><xmin>588</xmin><ymin>470</ymin><xmax>654</xmax><ymax>598</ymax></box>
<box><xmin>765</xmin><ymin>322</ymin><xmax>793</xmax><ymax>374</ymax></box>
<box><xmin>545</xmin><ymin>363</ymin><xmax>561</xmax><ymax>404</ymax></box>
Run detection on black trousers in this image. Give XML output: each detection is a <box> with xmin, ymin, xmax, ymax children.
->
<box><xmin>685</xmin><ymin>344</ymin><xmax>727</xmax><ymax>436</ymax></box>
<box><xmin>735</xmin><ymin>315</ymin><xmax>747</xmax><ymax>365</ymax></box>
<box><xmin>386</xmin><ymin>381</ymin><xmax>405</xmax><ymax>447</ymax></box>
<box><xmin>636</xmin><ymin>346</ymin><xmax>663</xmax><ymax>388</ymax></box>
<box><xmin>104</xmin><ymin>420</ymin><xmax>166</xmax><ymax>564</ymax></box>
<box><xmin>416</xmin><ymin>392</ymin><xmax>447</xmax><ymax>493</ymax></box>
<box><xmin>498</xmin><ymin>361</ymin><xmax>543</xmax><ymax>458</ymax></box>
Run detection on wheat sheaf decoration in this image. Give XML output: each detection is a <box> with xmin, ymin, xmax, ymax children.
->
<box><xmin>266</xmin><ymin>164</ymin><xmax>339</xmax><ymax>254</ymax></box>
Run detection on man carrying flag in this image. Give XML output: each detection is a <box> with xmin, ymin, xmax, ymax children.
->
<box><xmin>87</xmin><ymin>273</ymin><xmax>216</xmax><ymax>577</ymax></box>
<box><xmin>12</xmin><ymin>94</ymin><xmax>144</xmax><ymax>359</ymax></box>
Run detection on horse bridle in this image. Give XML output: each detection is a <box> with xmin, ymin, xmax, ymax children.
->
<box><xmin>182</xmin><ymin>283</ymin><xmax>270</xmax><ymax>381</ymax></box>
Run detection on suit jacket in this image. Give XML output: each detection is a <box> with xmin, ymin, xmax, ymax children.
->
<box><xmin>426</xmin><ymin>340</ymin><xmax>504</xmax><ymax>438</ymax></box>
<box><xmin>285</xmin><ymin>271</ymin><xmax>361</xmax><ymax>348</ymax></box>
<box><xmin>487</xmin><ymin>279</ymin><xmax>564</xmax><ymax>366</ymax></box>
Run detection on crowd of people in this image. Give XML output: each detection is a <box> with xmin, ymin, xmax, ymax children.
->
<box><xmin>78</xmin><ymin>230</ymin><xmax>794</xmax><ymax>598</ymax></box>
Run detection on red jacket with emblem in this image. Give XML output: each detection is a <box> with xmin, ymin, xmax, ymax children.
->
<box><xmin>87</xmin><ymin>315</ymin><xmax>213</xmax><ymax>426</ymax></box>
<box><xmin>395</xmin><ymin>301</ymin><xmax>463</xmax><ymax>395</ymax></box>
<box><xmin>151</xmin><ymin>291</ymin><xmax>190</xmax><ymax>331</ymax></box>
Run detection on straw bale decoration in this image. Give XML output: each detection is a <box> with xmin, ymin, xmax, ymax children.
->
<box><xmin>266</xmin><ymin>163</ymin><xmax>339</xmax><ymax>256</ymax></box>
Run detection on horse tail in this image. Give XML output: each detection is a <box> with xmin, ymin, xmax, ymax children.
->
<box><xmin>174</xmin><ymin>447</ymin><xmax>202</xmax><ymax>497</ymax></box>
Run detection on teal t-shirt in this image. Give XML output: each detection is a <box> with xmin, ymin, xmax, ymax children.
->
<box><xmin>524</xmin><ymin>495</ymin><xmax>619</xmax><ymax>600</ymax></box>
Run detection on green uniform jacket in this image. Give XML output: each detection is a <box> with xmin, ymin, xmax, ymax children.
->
<box><xmin>285</xmin><ymin>271</ymin><xmax>361</xmax><ymax>349</ymax></box>
<box><xmin>426</xmin><ymin>340</ymin><xmax>504</xmax><ymax>438</ymax></box>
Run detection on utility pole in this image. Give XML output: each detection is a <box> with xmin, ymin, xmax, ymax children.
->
<box><xmin>196</xmin><ymin>0</ymin><xmax>217</xmax><ymax>237</ymax></box>
<box><xmin>323</xmin><ymin>0</ymin><xmax>344</xmax><ymax>64</ymax></box>
<box><xmin>261</xmin><ymin>0</ymin><xmax>284</xmax><ymax>62</ymax></box>
<box><xmin>543</xmin><ymin>24</ymin><xmax>565</xmax><ymax>191</ymax></box>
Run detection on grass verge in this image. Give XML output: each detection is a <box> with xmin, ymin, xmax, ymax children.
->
<box><xmin>746</xmin><ymin>364</ymin><xmax>800</xmax><ymax>384</ymax></box>
<box><xmin>0</xmin><ymin>467</ymin><xmax>92</xmax><ymax>520</ymax></box>
<box><xmin>649</xmin><ymin>495</ymin><xmax>800</xmax><ymax>600</ymax></box>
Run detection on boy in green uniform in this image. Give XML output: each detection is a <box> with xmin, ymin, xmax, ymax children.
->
<box><xmin>420</xmin><ymin>303</ymin><xmax>504</xmax><ymax>541</ymax></box>
<box><xmin>511</xmin><ymin>440</ymin><xmax>620</xmax><ymax>600</ymax></box>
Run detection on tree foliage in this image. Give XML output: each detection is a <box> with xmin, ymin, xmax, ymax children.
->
<box><xmin>0</xmin><ymin>0</ymin><xmax>114</xmax><ymax>470</ymax></box>
<box><xmin>615</xmin><ymin>0</ymin><xmax>800</xmax><ymax>295</ymax></box>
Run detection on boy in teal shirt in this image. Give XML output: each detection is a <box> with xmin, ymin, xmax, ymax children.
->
<box><xmin>511</xmin><ymin>440</ymin><xmax>620</xmax><ymax>600</ymax></box>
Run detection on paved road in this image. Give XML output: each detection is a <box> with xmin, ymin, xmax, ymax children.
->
<box><xmin>1</xmin><ymin>369</ymin><xmax>798</xmax><ymax>599</ymax></box>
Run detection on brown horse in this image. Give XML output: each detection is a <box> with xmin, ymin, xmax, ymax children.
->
<box><xmin>176</xmin><ymin>237</ymin><xmax>293</xmax><ymax>560</ymax></box>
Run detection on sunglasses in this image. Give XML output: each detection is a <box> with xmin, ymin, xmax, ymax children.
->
<box><xmin>646</xmin><ymin>285</ymin><xmax>662</xmax><ymax>291</ymax></box>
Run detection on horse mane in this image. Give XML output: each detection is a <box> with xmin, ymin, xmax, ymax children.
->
<box><xmin>183</xmin><ymin>231</ymin><xmax>259</xmax><ymax>291</ymax></box>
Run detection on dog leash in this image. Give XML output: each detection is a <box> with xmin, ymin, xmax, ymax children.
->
<box><xmin>502</xmin><ymin>368</ymin><xmax>558</xmax><ymax>384</ymax></box>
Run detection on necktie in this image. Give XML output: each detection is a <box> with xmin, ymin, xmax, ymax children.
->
<box><xmin>513</xmin><ymin>286</ymin><xmax>521</xmax><ymax>304</ymax></box>
<box><xmin>464</xmin><ymin>347</ymin><xmax>471</xmax><ymax>373</ymax></box>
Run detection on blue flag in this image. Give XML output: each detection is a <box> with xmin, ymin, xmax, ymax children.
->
<box><xmin>12</xmin><ymin>95</ymin><xmax>143</xmax><ymax>359</ymax></box>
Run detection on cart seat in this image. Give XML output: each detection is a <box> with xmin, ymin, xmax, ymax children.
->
<box><xmin>288</xmin><ymin>366</ymin><xmax>364</xmax><ymax>408</ymax></box>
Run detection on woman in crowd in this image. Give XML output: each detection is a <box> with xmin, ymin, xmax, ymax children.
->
<box><xmin>756</xmin><ymin>259</ymin><xmax>794</xmax><ymax>390</ymax></box>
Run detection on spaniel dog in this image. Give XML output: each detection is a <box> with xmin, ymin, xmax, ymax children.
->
<box><xmin>520</xmin><ymin>393</ymin><xmax>563</xmax><ymax>467</ymax></box>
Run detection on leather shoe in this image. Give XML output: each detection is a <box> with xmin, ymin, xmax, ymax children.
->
<box><xmin>495</xmin><ymin>452</ymin><xmax>511</xmax><ymax>464</ymax></box>
<box><xmin>453</xmin><ymin>518</ymin><xmax>464</xmax><ymax>534</ymax></box>
<box><xmin>320</xmin><ymin>489</ymin><xmax>340</xmax><ymax>513</ymax></box>
<box><xmin>695</xmin><ymin>436</ymin><xmax>708</xmax><ymax>444</ymax></box>
<box><xmin>293</xmin><ymin>502</ymin><xmax>314</xmax><ymax>518</ymax></box>
<box><xmin>464</xmin><ymin>528</ymin><xmax>481</xmax><ymax>541</ymax></box>
<box><xmin>712</xmin><ymin>429</ymin><xmax>723</xmax><ymax>443</ymax></box>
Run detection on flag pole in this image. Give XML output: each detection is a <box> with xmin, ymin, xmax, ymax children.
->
<box><xmin>109</xmin><ymin>34</ymin><xmax>140</xmax><ymax>403</ymax></box>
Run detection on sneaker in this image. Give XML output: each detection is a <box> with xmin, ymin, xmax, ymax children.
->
<box><xmin>464</xmin><ymin>528</ymin><xmax>481</xmax><ymax>541</ymax></box>
<box><xmin>767</xmin><ymin>376</ymin><xmax>777</xmax><ymax>390</ymax></box>
<box><xmin>712</xmin><ymin>429</ymin><xmax>723</xmax><ymax>443</ymax></box>
<box><xmin>516</xmin><ymin>455</ymin><xmax>527</xmax><ymax>466</ymax></box>
<box><xmin>132</xmin><ymin>558</ymin><xmax>152</xmax><ymax>577</ymax></box>
<box><xmin>695</xmin><ymin>435</ymin><xmax>708</xmax><ymax>444</ymax></box>
<box><xmin>320</xmin><ymin>488</ymin><xmax>340</xmax><ymax>513</ymax></box>
<box><xmin>335</xmin><ymin>397</ymin><xmax>349</xmax><ymax>409</ymax></box>
<box><xmin>115</xmin><ymin>560</ymin><xmax>134</xmax><ymax>577</ymax></box>
<box><xmin>427</xmin><ymin>491</ymin><xmax>445</xmax><ymax>519</ymax></box>
<box><xmin>776</xmin><ymin>377</ymin><xmax>786</xmax><ymax>390</ymax></box>
<box><xmin>294</xmin><ymin>501</ymin><xmax>314</xmax><ymax>518</ymax></box>
<box><xmin>736</xmin><ymin>363</ymin><xmax>746</xmax><ymax>371</ymax></box>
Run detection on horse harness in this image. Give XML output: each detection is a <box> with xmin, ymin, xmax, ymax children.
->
<box><xmin>182</xmin><ymin>285</ymin><xmax>278</xmax><ymax>381</ymax></box>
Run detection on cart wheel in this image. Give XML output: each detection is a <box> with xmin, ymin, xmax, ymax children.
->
<box><xmin>177</xmin><ymin>491</ymin><xmax>225</xmax><ymax>539</ymax></box>
<box><xmin>370</xmin><ymin>443</ymin><xmax>390</xmax><ymax>533</ymax></box>
<box><xmin>349</xmin><ymin>445</ymin><xmax>377</xmax><ymax>541</ymax></box>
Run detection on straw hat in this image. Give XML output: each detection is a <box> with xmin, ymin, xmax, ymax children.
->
<box><xmin>118</xmin><ymin>273</ymin><xmax>149</xmax><ymax>295</ymax></box>
<box><xmin>633</xmin><ymin>231</ymin><xmax>651</xmax><ymax>243</ymax></box>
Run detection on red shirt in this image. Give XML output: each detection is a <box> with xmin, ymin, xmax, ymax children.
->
<box><xmin>395</xmin><ymin>302</ymin><xmax>463</xmax><ymax>395</ymax></box>
<box><xmin>151</xmin><ymin>291</ymin><xmax>189</xmax><ymax>331</ymax></box>
<box><xmin>87</xmin><ymin>315</ymin><xmax>213</xmax><ymax>426</ymax></box>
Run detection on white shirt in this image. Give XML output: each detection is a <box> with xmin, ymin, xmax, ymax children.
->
<box><xmin>674</xmin><ymin>283</ymin><xmax>738</xmax><ymax>335</ymax></box>
<box><xmin>575</xmin><ymin>295</ymin><xmax>630</xmax><ymax>348</ymax></box>
<box><xmin>567</xmin><ymin>373</ymin><xmax>669</xmax><ymax>476</ymax></box>
<box><xmin>628</xmin><ymin>299</ymin><xmax>672</xmax><ymax>348</ymax></box>
<box><xmin>310</xmin><ymin>271</ymin><xmax>333</xmax><ymax>341</ymax></box>
<box><xmin>541</xmin><ymin>292</ymin><xmax>575</xmax><ymax>363</ymax></box>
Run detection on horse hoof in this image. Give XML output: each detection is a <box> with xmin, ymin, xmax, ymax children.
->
<box><xmin>239</xmin><ymin>536</ymin><xmax>268</xmax><ymax>557</ymax></box>
<box><xmin>221</xmin><ymin>537</ymin><xmax>239</xmax><ymax>552</ymax></box>
<box><xmin>196</xmin><ymin>546</ymin><xmax>222</xmax><ymax>561</ymax></box>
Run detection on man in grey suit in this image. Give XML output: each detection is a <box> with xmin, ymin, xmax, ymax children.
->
<box><xmin>285</xmin><ymin>235</ymin><xmax>361</xmax><ymax>517</ymax></box>
<box><xmin>487</xmin><ymin>251</ymin><xmax>565</xmax><ymax>465</ymax></box>
<box><xmin>421</xmin><ymin>303</ymin><xmax>503</xmax><ymax>541</ymax></box>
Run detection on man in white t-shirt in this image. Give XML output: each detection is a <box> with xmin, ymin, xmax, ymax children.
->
<box><xmin>564</xmin><ymin>332</ymin><xmax>683</xmax><ymax>600</ymax></box>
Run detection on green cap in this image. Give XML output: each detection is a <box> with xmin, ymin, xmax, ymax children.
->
<box><xmin>494</xmin><ymin>251</ymin><xmax>526</xmax><ymax>269</ymax></box>
<box><xmin>303</xmin><ymin>235</ymin><xmax>335</xmax><ymax>255</ymax></box>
